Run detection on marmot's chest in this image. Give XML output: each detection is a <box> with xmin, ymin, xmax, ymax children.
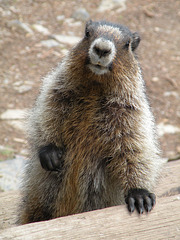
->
<box><xmin>62</xmin><ymin>97</ymin><xmax>135</xmax><ymax>155</ymax></box>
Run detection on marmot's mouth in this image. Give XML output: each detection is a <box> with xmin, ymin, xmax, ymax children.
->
<box><xmin>88</xmin><ymin>63</ymin><xmax>112</xmax><ymax>75</ymax></box>
<box><xmin>94</xmin><ymin>64</ymin><xmax>106</xmax><ymax>69</ymax></box>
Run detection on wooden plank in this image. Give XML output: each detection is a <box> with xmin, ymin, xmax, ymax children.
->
<box><xmin>0</xmin><ymin>191</ymin><xmax>20</xmax><ymax>230</ymax></box>
<box><xmin>0</xmin><ymin>194</ymin><xmax>180</xmax><ymax>240</ymax></box>
<box><xmin>0</xmin><ymin>160</ymin><xmax>179</xmax><ymax>231</ymax></box>
<box><xmin>155</xmin><ymin>160</ymin><xmax>180</xmax><ymax>197</ymax></box>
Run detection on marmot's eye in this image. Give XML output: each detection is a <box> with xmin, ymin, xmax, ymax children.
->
<box><xmin>124</xmin><ymin>40</ymin><xmax>130</xmax><ymax>49</ymax></box>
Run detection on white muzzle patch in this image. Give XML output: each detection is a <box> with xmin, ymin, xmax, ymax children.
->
<box><xmin>88</xmin><ymin>38</ymin><xmax>116</xmax><ymax>75</ymax></box>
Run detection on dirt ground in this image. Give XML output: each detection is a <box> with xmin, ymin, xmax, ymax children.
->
<box><xmin>0</xmin><ymin>0</ymin><xmax>180</xmax><ymax>161</ymax></box>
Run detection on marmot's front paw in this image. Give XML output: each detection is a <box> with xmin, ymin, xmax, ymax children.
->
<box><xmin>125</xmin><ymin>188</ymin><xmax>156</xmax><ymax>214</ymax></box>
<box><xmin>38</xmin><ymin>144</ymin><xmax>64</xmax><ymax>171</ymax></box>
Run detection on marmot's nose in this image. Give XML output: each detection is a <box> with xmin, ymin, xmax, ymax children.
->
<box><xmin>93</xmin><ymin>45</ymin><xmax>111</xmax><ymax>58</ymax></box>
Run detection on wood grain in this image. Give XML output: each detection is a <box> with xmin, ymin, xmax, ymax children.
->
<box><xmin>0</xmin><ymin>160</ymin><xmax>179</xmax><ymax>239</ymax></box>
<box><xmin>0</xmin><ymin>194</ymin><xmax>180</xmax><ymax>240</ymax></box>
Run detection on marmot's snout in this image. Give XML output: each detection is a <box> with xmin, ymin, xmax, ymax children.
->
<box><xmin>88</xmin><ymin>38</ymin><xmax>116</xmax><ymax>75</ymax></box>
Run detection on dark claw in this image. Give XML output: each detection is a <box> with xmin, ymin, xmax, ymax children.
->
<box><xmin>125</xmin><ymin>188</ymin><xmax>156</xmax><ymax>214</ymax></box>
<box><xmin>135</xmin><ymin>197</ymin><xmax>144</xmax><ymax>214</ymax></box>
<box><xmin>149</xmin><ymin>193</ymin><xmax>156</xmax><ymax>207</ymax></box>
<box><xmin>144</xmin><ymin>196</ymin><xmax>152</xmax><ymax>212</ymax></box>
<box><xmin>127</xmin><ymin>197</ymin><xmax>135</xmax><ymax>213</ymax></box>
<box><xmin>38</xmin><ymin>144</ymin><xmax>64</xmax><ymax>171</ymax></box>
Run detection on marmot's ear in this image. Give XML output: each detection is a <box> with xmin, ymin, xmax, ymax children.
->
<box><xmin>86</xmin><ymin>19</ymin><xmax>92</xmax><ymax>27</ymax></box>
<box><xmin>132</xmin><ymin>32</ymin><xmax>141</xmax><ymax>51</ymax></box>
<box><xmin>85</xmin><ymin>20</ymin><xmax>93</xmax><ymax>38</ymax></box>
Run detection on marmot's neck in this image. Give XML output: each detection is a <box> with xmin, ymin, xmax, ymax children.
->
<box><xmin>66</xmin><ymin>53</ymin><xmax>141</xmax><ymax>96</ymax></box>
<box><xmin>67</xmin><ymin>66</ymin><xmax>141</xmax><ymax>99</ymax></box>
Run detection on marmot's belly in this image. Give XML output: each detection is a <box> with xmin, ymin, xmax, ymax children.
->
<box><xmin>62</xmin><ymin>105</ymin><xmax>122</xmax><ymax>162</ymax></box>
<box><xmin>57</xmin><ymin>103</ymin><xmax>131</xmax><ymax>214</ymax></box>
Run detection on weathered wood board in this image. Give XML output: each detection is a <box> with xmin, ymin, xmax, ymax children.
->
<box><xmin>155</xmin><ymin>160</ymin><xmax>180</xmax><ymax>197</ymax></box>
<box><xmin>0</xmin><ymin>191</ymin><xmax>20</xmax><ymax>230</ymax></box>
<box><xmin>0</xmin><ymin>194</ymin><xmax>180</xmax><ymax>240</ymax></box>
<box><xmin>0</xmin><ymin>160</ymin><xmax>179</xmax><ymax>239</ymax></box>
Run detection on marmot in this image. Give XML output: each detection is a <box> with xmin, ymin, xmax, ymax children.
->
<box><xmin>18</xmin><ymin>20</ymin><xmax>165</xmax><ymax>224</ymax></box>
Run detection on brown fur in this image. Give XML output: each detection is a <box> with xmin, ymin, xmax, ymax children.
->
<box><xmin>18</xmin><ymin>21</ymin><xmax>164</xmax><ymax>224</ymax></box>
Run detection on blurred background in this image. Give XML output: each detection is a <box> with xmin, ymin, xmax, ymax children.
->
<box><xmin>0</xmin><ymin>0</ymin><xmax>179</xmax><ymax>191</ymax></box>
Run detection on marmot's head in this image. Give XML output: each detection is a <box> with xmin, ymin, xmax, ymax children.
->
<box><xmin>70</xmin><ymin>20</ymin><xmax>141</xmax><ymax>81</ymax></box>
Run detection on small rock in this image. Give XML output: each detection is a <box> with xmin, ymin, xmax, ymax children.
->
<box><xmin>176</xmin><ymin>146</ymin><xmax>180</xmax><ymax>153</ymax></box>
<box><xmin>8</xmin><ymin>120</ymin><xmax>25</xmax><ymax>131</ymax></box>
<box><xmin>13</xmin><ymin>138</ymin><xmax>25</xmax><ymax>143</ymax></box>
<box><xmin>14</xmin><ymin>84</ymin><xmax>32</xmax><ymax>94</ymax></box>
<box><xmin>0</xmin><ymin>8</ymin><xmax>11</xmax><ymax>17</ymax></box>
<box><xmin>20</xmin><ymin>148</ymin><xmax>28</xmax><ymax>156</ymax></box>
<box><xmin>32</xmin><ymin>24</ymin><xmax>50</xmax><ymax>35</ymax></box>
<box><xmin>56</xmin><ymin>15</ymin><xmax>65</xmax><ymax>22</ymax></box>
<box><xmin>0</xmin><ymin>109</ymin><xmax>27</xmax><ymax>120</ymax></box>
<box><xmin>0</xmin><ymin>145</ymin><xmax>14</xmax><ymax>153</ymax></box>
<box><xmin>154</xmin><ymin>27</ymin><xmax>162</xmax><ymax>32</ymax></box>
<box><xmin>9</xmin><ymin>6</ymin><xmax>20</xmax><ymax>13</ymax></box>
<box><xmin>51</xmin><ymin>34</ymin><xmax>81</xmax><ymax>45</ymax></box>
<box><xmin>40</xmin><ymin>39</ymin><xmax>60</xmax><ymax>48</ymax></box>
<box><xmin>0</xmin><ymin>155</ymin><xmax>26</xmax><ymax>191</ymax></box>
<box><xmin>177</xmin><ymin>111</ymin><xmax>180</xmax><ymax>118</ymax></box>
<box><xmin>64</xmin><ymin>18</ymin><xmax>75</xmax><ymax>24</ymax></box>
<box><xmin>163</xmin><ymin>91</ymin><xmax>179</xmax><ymax>98</ymax></box>
<box><xmin>97</xmin><ymin>0</ymin><xmax>127</xmax><ymax>13</ymax></box>
<box><xmin>68</xmin><ymin>21</ymin><xmax>82</xmax><ymax>27</ymax></box>
<box><xmin>157</xmin><ymin>122</ymin><xmax>180</xmax><ymax>137</ymax></box>
<box><xmin>152</xmin><ymin>77</ymin><xmax>159</xmax><ymax>82</ymax></box>
<box><xmin>13</xmin><ymin>81</ymin><xmax>23</xmax><ymax>87</ymax></box>
<box><xmin>63</xmin><ymin>18</ymin><xmax>82</xmax><ymax>27</ymax></box>
<box><xmin>72</xmin><ymin>8</ymin><xmax>90</xmax><ymax>21</ymax></box>
<box><xmin>3</xmin><ymin>79</ymin><xmax>9</xmax><ymax>84</ymax></box>
<box><xmin>61</xmin><ymin>49</ymin><xmax>69</xmax><ymax>56</ymax></box>
<box><xmin>8</xmin><ymin>20</ymin><xmax>33</xmax><ymax>34</ymax></box>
